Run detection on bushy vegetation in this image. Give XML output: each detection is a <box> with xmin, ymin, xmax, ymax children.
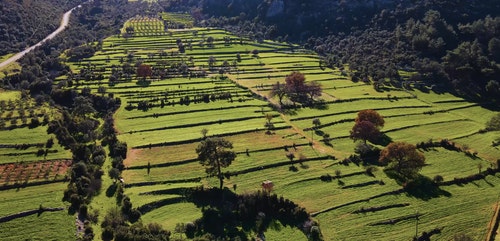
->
<box><xmin>185</xmin><ymin>187</ymin><xmax>322</xmax><ymax>241</ymax></box>
<box><xmin>0</xmin><ymin>0</ymin><xmax>81</xmax><ymax>55</ymax></box>
<box><xmin>195</xmin><ymin>0</ymin><xmax>500</xmax><ymax>104</ymax></box>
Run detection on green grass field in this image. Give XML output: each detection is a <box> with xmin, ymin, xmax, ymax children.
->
<box><xmin>2</xmin><ymin>13</ymin><xmax>498</xmax><ymax>241</ymax></box>
<box><xmin>62</xmin><ymin>22</ymin><xmax>500</xmax><ymax>240</ymax></box>
<box><xmin>0</xmin><ymin>183</ymin><xmax>74</xmax><ymax>241</ymax></box>
<box><xmin>0</xmin><ymin>91</ymin><xmax>73</xmax><ymax>240</ymax></box>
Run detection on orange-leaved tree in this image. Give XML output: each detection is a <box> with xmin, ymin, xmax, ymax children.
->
<box><xmin>355</xmin><ymin>109</ymin><xmax>384</xmax><ymax>128</ymax></box>
<box><xmin>379</xmin><ymin>142</ymin><xmax>425</xmax><ymax>178</ymax></box>
<box><xmin>350</xmin><ymin>109</ymin><xmax>384</xmax><ymax>143</ymax></box>
<box><xmin>136</xmin><ymin>64</ymin><xmax>152</xmax><ymax>80</ymax></box>
<box><xmin>350</xmin><ymin>120</ymin><xmax>380</xmax><ymax>144</ymax></box>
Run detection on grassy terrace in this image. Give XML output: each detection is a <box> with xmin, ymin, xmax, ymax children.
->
<box><xmin>52</xmin><ymin>16</ymin><xmax>500</xmax><ymax>240</ymax></box>
<box><xmin>0</xmin><ymin>182</ymin><xmax>73</xmax><ymax>241</ymax></box>
<box><xmin>0</xmin><ymin>91</ymin><xmax>72</xmax><ymax>240</ymax></box>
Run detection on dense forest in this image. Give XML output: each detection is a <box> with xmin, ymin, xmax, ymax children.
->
<box><xmin>0</xmin><ymin>0</ymin><xmax>83</xmax><ymax>55</ymax></box>
<box><xmin>192</xmin><ymin>0</ymin><xmax>500</xmax><ymax>104</ymax></box>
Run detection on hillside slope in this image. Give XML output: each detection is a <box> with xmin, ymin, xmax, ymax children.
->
<box><xmin>0</xmin><ymin>0</ymin><xmax>83</xmax><ymax>55</ymax></box>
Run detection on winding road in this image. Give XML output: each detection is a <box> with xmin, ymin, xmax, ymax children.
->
<box><xmin>0</xmin><ymin>4</ymin><xmax>82</xmax><ymax>69</ymax></box>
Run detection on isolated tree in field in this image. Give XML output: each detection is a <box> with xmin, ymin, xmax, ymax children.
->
<box><xmin>201</xmin><ymin>128</ymin><xmax>209</xmax><ymax>139</ymax></box>
<box><xmin>284</xmin><ymin>71</ymin><xmax>322</xmax><ymax>104</ymax></box>
<box><xmin>305</xmin><ymin>81</ymin><xmax>322</xmax><ymax>101</ymax></box>
<box><xmin>270</xmin><ymin>82</ymin><xmax>287</xmax><ymax>105</ymax></box>
<box><xmin>136</xmin><ymin>64</ymin><xmax>152</xmax><ymax>80</ymax></box>
<box><xmin>251</xmin><ymin>49</ymin><xmax>259</xmax><ymax>57</ymax></box>
<box><xmin>196</xmin><ymin>137</ymin><xmax>236</xmax><ymax>189</ymax></box>
<box><xmin>286</xmin><ymin>152</ymin><xmax>295</xmax><ymax>163</ymax></box>
<box><xmin>355</xmin><ymin>109</ymin><xmax>385</xmax><ymax>129</ymax></box>
<box><xmin>486</xmin><ymin>113</ymin><xmax>500</xmax><ymax>131</ymax></box>
<box><xmin>264</xmin><ymin>113</ymin><xmax>275</xmax><ymax>134</ymax></box>
<box><xmin>208</xmin><ymin>56</ymin><xmax>217</xmax><ymax>70</ymax></box>
<box><xmin>285</xmin><ymin>71</ymin><xmax>307</xmax><ymax>101</ymax></box>
<box><xmin>312</xmin><ymin>118</ymin><xmax>321</xmax><ymax>129</ymax></box>
<box><xmin>379</xmin><ymin>142</ymin><xmax>425</xmax><ymax>178</ymax></box>
<box><xmin>350</xmin><ymin>120</ymin><xmax>380</xmax><ymax>144</ymax></box>
<box><xmin>206</xmin><ymin>36</ymin><xmax>215</xmax><ymax>47</ymax></box>
<box><xmin>350</xmin><ymin>109</ymin><xmax>384</xmax><ymax>143</ymax></box>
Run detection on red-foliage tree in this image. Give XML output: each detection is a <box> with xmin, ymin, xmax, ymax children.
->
<box><xmin>271</xmin><ymin>71</ymin><xmax>322</xmax><ymax>105</ymax></box>
<box><xmin>350</xmin><ymin>109</ymin><xmax>385</xmax><ymax>144</ymax></box>
<box><xmin>355</xmin><ymin>109</ymin><xmax>385</xmax><ymax>128</ymax></box>
<box><xmin>379</xmin><ymin>142</ymin><xmax>425</xmax><ymax>178</ymax></box>
<box><xmin>136</xmin><ymin>64</ymin><xmax>152</xmax><ymax>80</ymax></box>
<box><xmin>285</xmin><ymin>71</ymin><xmax>307</xmax><ymax>98</ymax></box>
<box><xmin>350</xmin><ymin>120</ymin><xmax>380</xmax><ymax>143</ymax></box>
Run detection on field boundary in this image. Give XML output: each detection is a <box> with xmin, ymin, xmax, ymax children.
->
<box><xmin>311</xmin><ymin>189</ymin><xmax>405</xmax><ymax>217</ymax></box>
<box><xmin>486</xmin><ymin>198</ymin><xmax>500</xmax><ymax>241</ymax></box>
<box><xmin>0</xmin><ymin>207</ymin><xmax>65</xmax><ymax>223</ymax></box>
<box><xmin>0</xmin><ymin>178</ymin><xmax>66</xmax><ymax>191</ymax></box>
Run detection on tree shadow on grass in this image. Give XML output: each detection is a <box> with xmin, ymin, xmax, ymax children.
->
<box><xmin>372</xmin><ymin>133</ymin><xmax>392</xmax><ymax>146</ymax></box>
<box><xmin>106</xmin><ymin>183</ymin><xmax>117</xmax><ymax>197</ymax></box>
<box><xmin>289</xmin><ymin>165</ymin><xmax>299</xmax><ymax>172</ymax></box>
<box><xmin>310</xmin><ymin>100</ymin><xmax>329</xmax><ymax>110</ymax></box>
<box><xmin>184</xmin><ymin>187</ymin><xmax>315</xmax><ymax>240</ymax></box>
<box><xmin>314</xmin><ymin>129</ymin><xmax>324</xmax><ymax>136</ymax></box>
<box><xmin>136</xmin><ymin>79</ymin><xmax>151</xmax><ymax>87</ymax></box>
<box><xmin>385</xmin><ymin>171</ymin><xmax>451</xmax><ymax>201</ymax></box>
<box><xmin>404</xmin><ymin>175</ymin><xmax>451</xmax><ymax>201</ymax></box>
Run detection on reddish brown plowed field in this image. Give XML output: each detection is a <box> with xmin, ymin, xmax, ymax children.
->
<box><xmin>0</xmin><ymin>159</ymin><xmax>71</xmax><ymax>186</ymax></box>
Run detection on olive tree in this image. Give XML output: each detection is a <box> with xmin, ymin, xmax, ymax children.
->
<box><xmin>196</xmin><ymin>137</ymin><xmax>236</xmax><ymax>189</ymax></box>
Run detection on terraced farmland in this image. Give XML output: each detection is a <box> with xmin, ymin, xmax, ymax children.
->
<box><xmin>0</xmin><ymin>92</ymin><xmax>72</xmax><ymax>240</ymax></box>
<box><xmin>48</xmin><ymin>15</ymin><xmax>500</xmax><ymax>240</ymax></box>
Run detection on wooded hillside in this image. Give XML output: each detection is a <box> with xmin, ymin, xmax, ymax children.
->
<box><xmin>0</xmin><ymin>0</ymin><xmax>83</xmax><ymax>55</ymax></box>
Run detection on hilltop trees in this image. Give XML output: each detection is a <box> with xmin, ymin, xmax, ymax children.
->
<box><xmin>379</xmin><ymin>142</ymin><xmax>426</xmax><ymax>179</ymax></box>
<box><xmin>350</xmin><ymin>110</ymin><xmax>384</xmax><ymax>144</ymax></box>
<box><xmin>270</xmin><ymin>71</ymin><xmax>322</xmax><ymax>106</ymax></box>
<box><xmin>196</xmin><ymin>137</ymin><xmax>236</xmax><ymax>189</ymax></box>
